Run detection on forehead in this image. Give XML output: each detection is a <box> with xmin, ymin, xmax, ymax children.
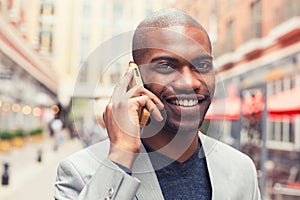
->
<box><xmin>144</xmin><ymin>26</ymin><xmax>211</xmax><ymax>57</ymax></box>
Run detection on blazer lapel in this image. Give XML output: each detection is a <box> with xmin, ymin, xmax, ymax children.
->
<box><xmin>199</xmin><ymin>132</ymin><xmax>228</xmax><ymax>200</ymax></box>
<box><xmin>132</xmin><ymin>144</ymin><xmax>164</xmax><ymax>200</ymax></box>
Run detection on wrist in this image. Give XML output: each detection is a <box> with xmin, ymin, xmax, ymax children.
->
<box><xmin>108</xmin><ymin>144</ymin><xmax>140</xmax><ymax>169</ymax></box>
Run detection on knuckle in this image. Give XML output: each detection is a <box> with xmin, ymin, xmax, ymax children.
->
<box><xmin>148</xmin><ymin>104</ymin><xmax>156</xmax><ymax>112</ymax></box>
<box><xmin>114</xmin><ymin>101</ymin><xmax>127</xmax><ymax>110</ymax></box>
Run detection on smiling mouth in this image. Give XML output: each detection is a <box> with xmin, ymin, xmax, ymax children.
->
<box><xmin>164</xmin><ymin>94</ymin><xmax>207</xmax><ymax>107</ymax></box>
<box><xmin>170</xmin><ymin>99</ymin><xmax>199</xmax><ymax>107</ymax></box>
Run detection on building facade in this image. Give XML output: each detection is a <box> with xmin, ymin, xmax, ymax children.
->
<box><xmin>29</xmin><ymin>0</ymin><xmax>171</xmax><ymax>140</ymax></box>
<box><xmin>24</xmin><ymin>0</ymin><xmax>170</xmax><ymax>105</ymax></box>
<box><xmin>0</xmin><ymin>0</ymin><xmax>172</xmax><ymax>139</ymax></box>
<box><xmin>0</xmin><ymin>0</ymin><xmax>58</xmax><ymax>132</ymax></box>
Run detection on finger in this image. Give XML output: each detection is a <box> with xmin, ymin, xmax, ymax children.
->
<box><xmin>103</xmin><ymin>101</ymin><xmax>112</xmax><ymax>125</ymax></box>
<box><xmin>113</xmin><ymin>67</ymin><xmax>134</xmax><ymax>96</ymax></box>
<box><xmin>128</xmin><ymin>86</ymin><xmax>164</xmax><ymax>110</ymax></box>
<box><xmin>130</xmin><ymin>95</ymin><xmax>163</xmax><ymax>122</ymax></box>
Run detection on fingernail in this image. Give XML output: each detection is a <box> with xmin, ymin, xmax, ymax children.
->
<box><xmin>158</xmin><ymin>114</ymin><xmax>164</xmax><ymax>121</ymax></box>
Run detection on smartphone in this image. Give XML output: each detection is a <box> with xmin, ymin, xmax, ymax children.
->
<box><xmin>128</xmin><ymin>62</ymin><xmax>150</xmax><ymax>126</ymax></box>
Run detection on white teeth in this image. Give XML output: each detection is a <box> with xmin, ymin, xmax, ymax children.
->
<box><xmin>171</xmin><ymin>99</ymin><xmax>198</xmax><ymax>107</ymax></box>
<box><xmin>183</xmin><ymin>100</ymin><xmax>188</xmax><ymax>106</ymax></box>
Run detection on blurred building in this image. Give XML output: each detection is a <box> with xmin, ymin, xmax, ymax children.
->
<box><xmin>172</xmin><ymin>0</ymin><xmax>300</xmax><ymax>199</ymax></box>
<box><xmin>13</xmin><ymin>0</ymin><xmax>169</xmax><ymax>106</ymax></box>
<box><xmin>0</xmin><ymin>0</ymin><xmax>172</xmax><ymax>137</ymax></box>
<box><xmin>63</xmin><ymin>0</ymin><xmax>170</xmax><ymax>100</ymax></box>
<box><xmin>18</xmin><ymin>0</ymin><xmax>171</xmax><ymax>138</ymax></box>
<box><xmin>0</xmin><ymin>0</ymin><xmax>58</xmax><ymax>131</ymax></box>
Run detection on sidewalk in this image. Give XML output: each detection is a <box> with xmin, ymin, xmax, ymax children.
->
<box><xmin>0</xmin><ymin>136</ymin><xmax>83</xmax><ymax>200</ymax></box>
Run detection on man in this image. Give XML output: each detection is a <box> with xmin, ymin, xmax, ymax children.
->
<box><xmin>55</xmin><ymin>8</ymin><xmax>261</xmax><ymax>200</ymax></box>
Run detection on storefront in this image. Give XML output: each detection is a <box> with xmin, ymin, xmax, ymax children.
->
<box><xmin>0</xmin><ymin>16</ymin><xmax>58</xmax><ymax>133</ymax></box>
<box><xmin>209</xmin><ymin>31</ymin><xmax>300</xmax><ymax>197</ymax></box>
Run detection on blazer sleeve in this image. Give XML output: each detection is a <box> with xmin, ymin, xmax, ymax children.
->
<box><xmin>250</xmin><ymin>161</ymin><xmax>261</xmax><ymax>200</ymax></box>
<box><xmin>54</xmin><ymin>158</ymin><xmax>141</xmax><ymax>200</ymax></box>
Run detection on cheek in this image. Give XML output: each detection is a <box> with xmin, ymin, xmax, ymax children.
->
<box><xmin>141</xmin><ymin>72</ymin><xmax>173</xmax><ymax>93</ymax></box>
<box><xmin>144</xmin><ymin>83</ymin><xmax>165</xmax><ymax>97</ymax></box>
<box><xmin>201</xmin><ymin>74</ymin><xmax>215</xmax><ymax>95</ymax></box>
<box><xmin>207</xmin><ymin>80</ymin><xmax>215</xmax><ymax>96</ymax></box>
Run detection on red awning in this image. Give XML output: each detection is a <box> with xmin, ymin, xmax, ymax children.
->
<box><xmin>267</xmin><ymin>88</ymin><xmax>300</xmax><ymax>114</ymax></box>
<box><xmin>205</xmin><ymin>97</ymin><xmax>241</xmax><ymax>120</ymax></box>
<box><xmin>242</xmin><ymin>92</ymin><xmax>264</xmax><ymax>117</ymax></box>
<box><xmin>205</xmin><ymin>88</ymin><xmax>300</xmax><ymax>121</ymax></box>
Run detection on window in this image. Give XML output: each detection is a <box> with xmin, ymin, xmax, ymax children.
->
<box><xmin>80</xmin><ymin>35</ymin><xmax>90</xmax><ymax>59</ymax></box>
<box><xmin>285</xmin><ymin>0</ymin><xmax>300</xmax><ymax>20</ymax></box>
<box><xmin>113</xmin><ymin>3</ymin><xmax>123</xmax><ymax>20</ymax></box>
<box><xmin>289</xmin><ymin>75</ymin><xmax>296</xmax><ymax>89</ymax></box>
<box><xmin>267</xmin><ymin>117</ymin><xmax>296</xmax><ymax>150</ymax></box>
<box><xmin>79</xmin><ymin>61</ymin><xmax>88</xmax><ymax>83</ymax></box>
<box><xmin>112</xmin><ymin>2</ymin><xmax>123</xmax><ymax>32</ymax></box>
<box><xmin>39</xmin><ymin>31</ymin><xmax>53</xmax><ymax>53</ymax></box>
<box><xmin>250</xmin><ymin>0</ymin><xmax>262</xmax><ymax>38</ymax></box>
<box><xmin>226</xmin><ymin>19</ymin><xmax>234</xmax><ymax>52</ymax></box>
<box><xmin>82</xmin><ymin>1</ymin><xmax>91</xmax><ymax>17</ymax></box>
<box><xmin>110</xmin><ymin>63</ymin><xmax>121</xmax><ymax>84</ymax></box>
<box><xmin>39</xmin><ymin>2</ymin><xmax>55</xmax><ymax>54</ymax></box>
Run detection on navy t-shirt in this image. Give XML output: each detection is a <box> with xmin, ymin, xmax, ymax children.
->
<box><xmin>144</xmin><ymin>142</ymin><xmax>212</xmax><ymax>200</ymax></box>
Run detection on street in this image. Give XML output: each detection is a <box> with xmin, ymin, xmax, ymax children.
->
<box><xmin>0</xmin><ymin>137</ymin><xmax>83</xmax><ymax>200</ymax></box>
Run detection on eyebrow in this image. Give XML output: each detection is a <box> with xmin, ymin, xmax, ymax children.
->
<box><xmin>150</xmin><ymin>56</ymin><xmax>179</xmax><ymax>63</ymax></box>
<box><xmin>150</xmin><ymin>55</ymin><xmax>213</xmax><ymax>63</ymax></box>
<box><xmin>193</xmin><ymin>55</ymin><xmax>213</xmax><ymax>61</ymax></box>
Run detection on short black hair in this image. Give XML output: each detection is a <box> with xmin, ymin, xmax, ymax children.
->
<box><xmin>132</xmin><ymin>8</ymin><xmax>211</xmax><ymax>63</ymax></box>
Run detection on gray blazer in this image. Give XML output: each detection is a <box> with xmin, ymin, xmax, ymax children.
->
<box><xmin>54</xmin><ymin>133</ymin><xmax>261</xmax><ymax>200</ymax></box>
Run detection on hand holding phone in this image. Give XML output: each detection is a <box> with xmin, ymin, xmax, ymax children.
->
<box><xmin>105</xmin><ymin>62</ymin><xmax>164</xmax><ymax>169</ymax></box>
<box><xmin>128</xmin><ymin>62</ymin><xmax>150</xmax><ymax>126</ymax></box>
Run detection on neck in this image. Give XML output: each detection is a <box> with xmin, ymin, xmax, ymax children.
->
<box><xmin>142</xmin><ymin>128</ymin><xmax>199</xmax><ymax>162</ymax></box>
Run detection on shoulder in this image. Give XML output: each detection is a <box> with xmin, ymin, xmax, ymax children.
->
<box><xmin>200</xmin><ymin>133</ymin><xmax>258</xmax><ymax>182</ymax></box>
<box><xmin>200</xmin><ymin>133</ymin><xmax>254</xmax><ymax>165</ymax></box>
<box><xmin>55</xmin><ymin>139</ymin><xmax>142</xmax><ymax>200</ymax></box>
<box><xmin>200</xmin><ymin>133</ymin><xmax>261</xmax><ymax>199</ymax></box>
<box><xmin>57</xmin><ymin>139</ymin><xmax>110</xmax><ymax>184</ymax></box>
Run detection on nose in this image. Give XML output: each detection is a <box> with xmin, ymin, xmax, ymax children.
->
<box><xmin>173</xmin><ymin>66</ymin><xmax>202</xmax><ymax>92</ymax></box>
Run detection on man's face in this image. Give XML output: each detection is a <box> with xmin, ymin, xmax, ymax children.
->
<box><xmin>138</xmin><ymin>26</ymin><xmax>215</xmax><ymax>133</ymax></box>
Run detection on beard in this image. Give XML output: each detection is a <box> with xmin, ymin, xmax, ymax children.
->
<box><xmin>162</xmin><ymin>110</ymin><xmax>206</xmax><ymax>135</ymax></box>
<box><xmin>142</xmin><ymin>105</ymin><xmax>207</xmax><ymax>137</ymax></box>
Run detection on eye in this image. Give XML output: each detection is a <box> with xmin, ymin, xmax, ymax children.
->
<box><xmin>155</xmin><ymin>63</ymin><xmax>176</xmax><ymax>74</ymax></box>
<box><xmin>157</xmin><ymin>63</ymin><xmax>172</xmax><ymax>69</ymax></box>
<box><xmin>193</xmin><ymin>62</ymin><xmax>212</xmax><ymax>72</ymax></box>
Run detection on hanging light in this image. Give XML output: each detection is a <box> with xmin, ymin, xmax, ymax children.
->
<box><xmin>12</xmin><ymin>104</ymin><xmax>20</xmax><ymax>112</ymax></box>
<box><xmin>2</xmin><ymin>103</ymin><xmax>10</xmax><ymax>112</ymax></box>
<box><xmin>33</xmin><ymin>107</ymin><xmax>42</xmax><ymax>117</ymax></box>
<box><xmin>22</xmin><ymin>105</ymin><xmax>32</xmax><ymax>115</ymax></box>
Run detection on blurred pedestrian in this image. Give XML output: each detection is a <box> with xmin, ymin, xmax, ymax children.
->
<box><xmin>82</xmin><ymin>116</ymin><xmax>107</xmax><ymax>147</ymax></box>
<box><xmin>50</xmin><ymin>117</ymin><xmax>64</xmax><ymax>151</ymax></box>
